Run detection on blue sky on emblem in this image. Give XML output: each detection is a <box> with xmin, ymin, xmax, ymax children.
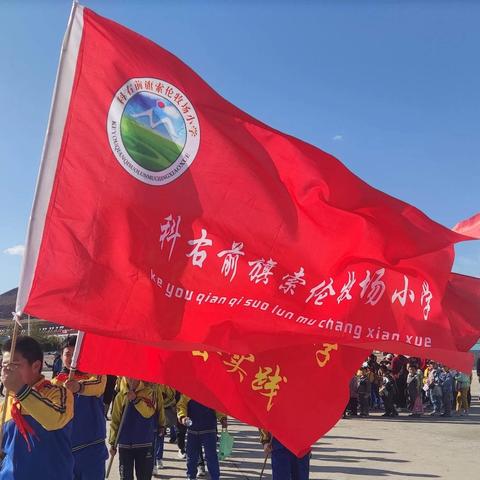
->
<box><xmin>123</xmin><ymin>91</ymin><xmax>187</xmax><ymax>148</ymax></box>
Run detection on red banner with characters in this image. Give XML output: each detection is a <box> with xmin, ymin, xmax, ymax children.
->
<box><xmin>78</xmin><ymin>332</ymin><xmax>367</xmax><ymax>457</ymax></box>
<box><xmin>18</xmin><ymin>6</ymin><xmax>478</xmax><ymax>361</ymax></box>
<box><xmin>338</xmin><ymin>272</ymin><xmax>480</xmax><ymax>372</ymax></box>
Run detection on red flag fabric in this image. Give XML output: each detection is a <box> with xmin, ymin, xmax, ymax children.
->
<box><xmin>77</xmin><ymin>332</ymin><xmax>367</xmax><ymax>457</ymax></box>
<box><xmin>443</xmin><ymin>273</ymin><xmax>480</xmax><ymax>353</ymax></box>
<box><xmin>18</xmin><ymin>6</ymin><xmax>475</xmax><ymax>358</ymax></box>
<box><xmin>453</xmin><ymin>212</ymin><xmax>480</xmax><ymax>239</ymax></box>
<box><xmin>340</xmin><ymin>272</ymin><xmax>480</xmax><ymax>372</ymax></box>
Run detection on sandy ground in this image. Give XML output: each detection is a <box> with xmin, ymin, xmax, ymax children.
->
<box><xmin>105</xmin><ymin>374</ymin><xmax>479</xmax><ymax>480</ymax></box>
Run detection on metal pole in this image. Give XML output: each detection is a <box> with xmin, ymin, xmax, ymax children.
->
<box><xmin>106</xmin><ymin>393</ymin><xmax>132</xmax><ymax>478</ymax></box>
<box><xmin>259</xmin><ymin>438</ymin><xmax>272</xmax><ymax>480</ymax></box>
<box><xmin>259</xmin><ymin>451</ymin><xmax>270</xmax><ymax>480</ymax></box>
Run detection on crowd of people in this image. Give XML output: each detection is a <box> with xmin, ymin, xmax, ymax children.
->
<box><xmin>345</xmin><ymin>353</ymin><xmax>477</xmax><ymax>419</ymax></box>
<box><xmin>0</xmin><ymin>335</ymin><xmax>478</xmax><ymax>480</ymax></box>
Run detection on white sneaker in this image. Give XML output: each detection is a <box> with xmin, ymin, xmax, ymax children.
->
<box><xmin>177</xmin><ymin>449</ymin><xmax>186</xmax><ymax>459</ymax></box>
<box><xmin>198</xmin><ymin>465</ymin><xmax>206</xmax><ymax>477</ymax></box>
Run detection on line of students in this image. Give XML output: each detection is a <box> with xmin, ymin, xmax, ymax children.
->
<box><xmin>0</xmin><ymin>335</ymin><xmax>312</xmax><ymax>480</ymax></box>
<box><xmin>0</xmin><ymin>335</ymin><xmax>230</xmax><ymax>480</ymax></box>
<box><xmin>0</xmin><ymin>336</ymin><xmax>111</xmax><ymax>479</ymax></box>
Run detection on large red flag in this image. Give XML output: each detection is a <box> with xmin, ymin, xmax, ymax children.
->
<box><xmin>17</xmin><ymin>5</ymin><xmax>476</xmax><ymax>357</ymax></box>
<box><xmin>77</xmin><ymin>333</ymin><xmax>367</xmax><ymax>457</ymax></box>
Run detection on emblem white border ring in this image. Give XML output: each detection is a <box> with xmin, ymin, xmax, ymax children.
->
<box><xmin>107</xmin><ymin>77</ymin><xmax>200</xmax><ymax>186</ymax></box>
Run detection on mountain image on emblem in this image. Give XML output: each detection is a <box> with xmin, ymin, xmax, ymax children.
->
<box><xmin>120</xmin><ymin>91</ymin><xmax>187</xmax><ymax>172</ymax></box>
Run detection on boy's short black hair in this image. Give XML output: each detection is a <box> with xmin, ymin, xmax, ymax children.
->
<box><xmin>61</xmin><ymin>336</ymin><xmax>77</xmax><ymax>351</ymax></box>
<box><xmin>2</xmin><ymin>336</ymin><xmax>43</xmax><ymax>365</ymax></box>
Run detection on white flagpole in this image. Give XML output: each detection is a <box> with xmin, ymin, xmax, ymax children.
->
<box><xmin>15</xmin><ymin>0</ymin><xmax>84</xmax><ymax>317</ymax></box>
<box><xmin>68</xmin><ymin>330</ymin><xmax>85</xmax><ymax>380</ymax></box>
<box><xmin>2</xmin><ymin>0</ymin><xmax>84</xmax><ymax>459</ymax></box>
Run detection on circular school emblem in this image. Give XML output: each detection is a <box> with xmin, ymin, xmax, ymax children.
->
<box><xmin>107</xmin><ymin>78</ymin><xmax>200</xmax><ymax>185</ymax></box>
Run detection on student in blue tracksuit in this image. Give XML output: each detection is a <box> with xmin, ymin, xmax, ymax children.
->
<box><xmin>0</xmin><ymin>336</ymin><xmax>74</xmax><ymax>480</ymax></box>
<box><xmin>177</xmin><ymin>395</ymin><xmax>227</xmax><ymax>480</ymax></box>
<box><xmin>109</xmin><ymin>378</ymin><xmax>157</xmax><ymax>480</ymax></box>
<box><xmin>260</xmin><ymin>431</ymin><xmax>310</xmax><ymax>480</ymax></box>
<box><xmin>52</xmin><ymin>336</ymin><xmax>108</xmax><ymax>480</ymax></box>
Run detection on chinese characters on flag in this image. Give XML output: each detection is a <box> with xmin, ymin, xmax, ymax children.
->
<box><xmin>78</xmin><ymin>332</ymin><xmax>367</xmax><ymax>457</ymax></box>
<box><xmin>17</xmin><ymin>5</ymin><xmax>480</xmax><ymax>391</ymax></box>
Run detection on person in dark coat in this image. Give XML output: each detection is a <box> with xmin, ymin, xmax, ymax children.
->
<box><xmin>391</xmin><ymin>354</ymin><xmax>408</xmax><ymax>409</ymax></box>
<box><xmin>476</xmin><ymin>357</ymin><xmax>480</xmax><ymax>401</ymax></box>
<box><xmin>379</xmin><ymin>365</ymin><xmax>398</xmax><ymax>417</ymax></box>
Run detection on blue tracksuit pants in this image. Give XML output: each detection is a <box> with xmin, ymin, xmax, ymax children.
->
<box><xmin>73</xmin><ymin>443</ymin><xmax>107</xmax><ymax>480</ymax></box>
<box><xmin>271</xmin><ymin>438</ymin><xmax>310</xmax><ymax>480</ymax></box>
<box><xmin>186</xmin><ymin>431</ymin><xmax>219</xmax><ymax>480</ymax></box>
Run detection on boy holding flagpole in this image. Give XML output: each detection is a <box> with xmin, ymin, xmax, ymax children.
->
<box><xmin>0</xmin><ymin>336</ymin><xmax>74</xmax><ymax>479</ymax></box>
<box><xmin>52</xmin><ymin>336</ymin><xmax>108</xmax><ymax>480</ymax></box>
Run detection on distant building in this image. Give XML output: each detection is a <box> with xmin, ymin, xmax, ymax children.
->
<box><xmin>0</xmin><ymin>287</ymin><xmax>76</xmax><ymax>338</ymax></box>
